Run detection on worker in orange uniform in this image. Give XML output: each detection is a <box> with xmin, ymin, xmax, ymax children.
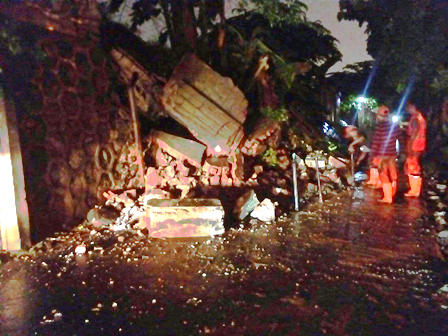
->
<box><xmin>370</xmin><ymin>105</ymin><xmax>400</xmax><ymax>203</ymax></box>
<box><xmin>404</xmin><ymin>100</ymin><xmax>427</xmax><ymax>197</ymax></box>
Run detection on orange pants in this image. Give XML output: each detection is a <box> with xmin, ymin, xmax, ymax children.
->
<box><xmin>405</xmin><ymin>152</ymin><xmax>422</xmax><ymax>175</ymax></box>
<box><xmin>378</xmin><ymin>156</ymin><xmax>398</xmax><ymax>184</ymax></box>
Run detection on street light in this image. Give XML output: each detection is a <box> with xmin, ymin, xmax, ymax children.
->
<box><xmin>355</xmin><ymin>96</ymin><xmax>367</xmax><ymax>132</ymax></box>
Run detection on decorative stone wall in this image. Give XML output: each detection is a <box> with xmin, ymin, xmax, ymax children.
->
<box><xmin>13</xmin><ymin>35</ymin><xmax>141</xmax><ymax>239</ymax></box>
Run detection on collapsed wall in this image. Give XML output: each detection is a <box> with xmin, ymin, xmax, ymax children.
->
<box><xmin>0</xmin><ymin>1</ymin><xmax>348</xmax><ymax>244</ymax></box>
<box><xmin>12</xmin><ymin>36</ymin><xmax>140</xmax><ymax>239</ymax></box>
<box><xmin>0</xmin><ymin>1</ymin><xmax>163</xmax><ymax>240</ymax></box>
<box><xmin>0</xmin><ymin>5</ymin><xmax>255</xmax><ymax>241</ymax></box>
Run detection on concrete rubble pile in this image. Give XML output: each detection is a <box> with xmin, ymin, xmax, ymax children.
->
<box><xmin>296</xmin><ymin>150</ymin><xmax>348</xmax><ymax>196</ymax></box>
<box><xmin>81</xmin><ymin>53</ymin><xmax>349</xmax><ymax>238</ymax></box>
<box><xmin>87</xmin><ymin>188</ymin><xmax>225</xmax><ymax>239</ymax></box>
<box><xmin>427</xmin><ymin>179</ymin><xmax>448</xmax><ymax>258</ymax></box>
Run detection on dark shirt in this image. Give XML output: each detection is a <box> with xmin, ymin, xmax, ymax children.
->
<box><xmin>371</xmin><ymin>120</ymin><xmax>399</xmax><ymax>157</ymax></box>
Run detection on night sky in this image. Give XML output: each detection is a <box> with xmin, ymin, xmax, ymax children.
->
<box><xmin>302</xmin><ymin>0</ymin><xmax>372</xmax><ymax>73</ymax></box>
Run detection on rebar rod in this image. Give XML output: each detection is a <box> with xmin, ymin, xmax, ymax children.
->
<box><xmin>128</xmin><ymin>83</ymin><xmax>145</xmax><ymax>187</ymax></box>
<box><xmin>315</xmin><ymin>157</ymin><xmax>323</xmax><ymax>203</ymax></box>
<box><xmin>292</xmin><ymin>153</ymin><xmax>299</xmax><ymax>211</ymax></box>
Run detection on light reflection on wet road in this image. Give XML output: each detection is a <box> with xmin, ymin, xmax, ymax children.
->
<box><xmin>1</xmin><ymin>185</ymin><xmax>447</xmax><ymax>335</ymax></box>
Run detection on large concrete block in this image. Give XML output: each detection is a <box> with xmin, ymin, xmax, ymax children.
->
<box><xmin>142</xmin><ymin>199</ymin><xmax>225</xmax><ymax>238</ymax></box>
<box><xmin>152</xmin><ymin>130</ymin><xmax>206</xmax><ymax>167</ymax></box>
<box><xmin>234</xmin><ymin>190</ymin><xmax>260</xmax><ymax>221</ymax></box>
<box><xmin>161</xmin><ymin>53</ymin><xmax>247</xmax><ymax>153</ymax></box>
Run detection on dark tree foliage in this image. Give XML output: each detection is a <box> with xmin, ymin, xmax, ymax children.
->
<box><xmin>328</xmin><ymin>60</ymin><xmax>398</xmax><ymax>107</ymax></box>
<box><xmin>338</xmin><ymin>0</ymin><xmax>448</xmax><ymax>108</ymax></box>
<box><xmin>105</xmin><ymin>0</ymin><xmax>341</xmax><ymax>116</ymax></box>
<box><xmin>210</xmin><ymin>11</ymin><xmax>341</xmax><ymax>119</ymax></box>
<box><xmin>227</xmin><ymin>13</ymin><xmax>341</xmax><ymax>74</ymax></box>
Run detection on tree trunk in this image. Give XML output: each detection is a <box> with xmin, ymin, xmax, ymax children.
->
<box><xmin>197</xmin><ymin>0</ymin><xmax>209</xmax><ymax>59</ymax></box>
<box><xmin>159</xmin><ymin>0</ymin><xmax>176</xmax><ymax>49</ymax></box>
<box><xmin>182</xmin><ymin>0</ymin><xmax>197</xmax><ymax>51</ymax></box>
<box><xmin>169</xmin><ymin>0</ymin><xmax>186</xmax><ymax>55</ymax></box>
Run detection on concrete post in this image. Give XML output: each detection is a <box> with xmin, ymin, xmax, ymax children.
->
<box><xmin>0</xmin><ymin>90</ymin><xmax>31</xmax><ymax>250</ymax></box>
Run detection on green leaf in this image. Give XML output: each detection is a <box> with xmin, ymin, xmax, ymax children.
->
<box><xmin>261</xmin><ymin>106</ymin><xmax>289</xmax><ymax>122</ymax></box>
<box><xmin>262</xmin><ymin>147</ymin><xmax>279</xmax><ymax>167</ymax></box>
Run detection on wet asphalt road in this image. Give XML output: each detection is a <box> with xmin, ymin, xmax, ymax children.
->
<box><xmin>1</xmin><ymin>183</ymin><xmax>448</xmax><ymax>336</ymax></box>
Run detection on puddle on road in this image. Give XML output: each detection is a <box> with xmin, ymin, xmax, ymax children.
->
<box><xmin>1</xmin><ymin>190</ymin><xmax>447</xmax><ymax>335</ymax></box>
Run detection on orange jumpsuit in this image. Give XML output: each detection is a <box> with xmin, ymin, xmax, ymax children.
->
<box><xmin>405</xmin><ymin>112</ymin><xmax>426</xmax><ymax>176</ymax></box>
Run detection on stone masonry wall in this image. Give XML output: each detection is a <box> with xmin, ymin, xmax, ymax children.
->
<box><xmin>9</xmin><ymin>35</ymin><xmax>140</xmax><ymax>240</ymax></box>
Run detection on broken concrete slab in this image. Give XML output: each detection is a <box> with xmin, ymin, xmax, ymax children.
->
<box><xmin>145</xmin><ymin>167</ymin><xmax>164</xmax><ymax>190</ymax></box>
<box><xmin>86</xmin><ymin>206</ymin><xmax>120</xmax><ymax>228</ymax></box>
<box><xmin>329</xmin><ymin>156</ymin><xmax>349</xmax><ymax>169</ymax></box>
<box><xmin>152</xmin><ymin>130</ymin><xmax>206</xmax><ymax>168</ymax></box>
<box><xmin>167</xmin><ymin>54</ymin><xmax>247</xmax><ymax>124</ymax></box>
<box><xmin>140</xmin><ymin>198</ymin><xmax>225</xmax><ymax>238</ymax></box>
<box><xmin>200</xmin><ymin>157</ymin><xmax>239</xmax><ymax>187</ymax></box>
<box><xmin>161</xmin><ymin>54</ymin><xmax>247</xmax><ymax>154</ymax></box>
<box><xmin>103</xmin><ymin>190</ymin><xmax>137</xmax><ymax>208</ymax></box>
<box><xmin>250</xmin><ymin>199</ymin><xmax>276</xmax><ymax>222</ymax></box>
<box><xmin>140</xmin><ymin>189</ymin><xmax>171</xmax><ymax>202</ymax></box>
<box><xmin>305</xmin><ymin>153</ymin><xmax>327</xmax><ymax>168</ymax></box>
<box><xmin>234</xmin><ymin>190</ymin><xmax>260</xmax><ymax>221</ymax></box>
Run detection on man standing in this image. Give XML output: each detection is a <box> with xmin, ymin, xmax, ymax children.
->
<box><xmin>364</xmin><ymin>112</ymin><xmax>383</xmax><ymax>188</ymax></box>
<box><xmin>370</xmin><ymin>106</ymin><xmax>400</xmax><ymax>203</ymax></box>
<box><xmin>404</xmin><ymin>100</ymin><xmax>427</xmax><ymax>197</ymax></box>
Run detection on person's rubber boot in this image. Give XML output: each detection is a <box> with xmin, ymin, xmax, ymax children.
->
<box><xmin>365</xmin><ymin>168</ymin><xmax>379</xmax><ymax>186</ymax></box>
<box><xmin>371</xmin><ymin>180</ymin><xmax>382</xmax><ymax>189</ymax></box>
<box><xmin>405</xmin><ymin>176</ymin><xmax>422</xmax><ymax>197</ymax></box>
<box><xmin>368</xmin><ymin>178</ymin><xmax>382</xmax><ymax>189</ymax></box>
<box><xmin>378</xmin><ymin>183</ymin><xmax>393</xmax><ymax>203</ymax></box>
<box><xmin>392</xmin><ymin>181</ymin><xmax>397</xmax><ymax>196</ymax></box>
